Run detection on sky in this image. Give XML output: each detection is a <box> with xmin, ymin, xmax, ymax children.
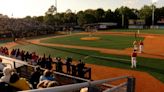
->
<box><xmin>0</xmin><ymin>0</ymin><xmax>163</xmax><ymax>18</ymax></box>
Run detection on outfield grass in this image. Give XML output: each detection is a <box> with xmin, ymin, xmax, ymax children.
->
<box><xmin>11</xmin><ymin>43</ymin><xmax>164</xmax><ymax>83</ymax></box>
<box><xmin>108</xmin><ymin>29</ymin><xmax>164</xmax><ymax>34</ymax></box>
<box><xmin>41</xmin><ymin>34</ymin><xmax>144</xmax><ymax>50</ymax></box>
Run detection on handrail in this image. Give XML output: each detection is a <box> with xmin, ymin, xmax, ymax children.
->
<box><xmin>3</xmin><ymin>62</ymin><xmax>13</xmax><ymax>68</ymax></box>
<box><xmin>19</xmin><ymin>82</ymin><xmax>89</xmax><ymax>92</ymax></box>
<box><xmin>0</xmin><ymin>55</ymin><xmax>135</xmax><ymax>92</ymax></box>
<box><xmin>90</xmin><ymin>76</ymin><xmax>128</xmax><ymax>85</ymax></box>
<box><xmin>0</xmin><ymin>55</ymin><xmax>90</xmax><ymax>82</ymax></box>
<box><xmin>103</xmin><ymin>82</ymin><xmax>127</xmax><ymax>92</ymax></box>
<box><xmin>19</xmin><ymin>75</ymin><xmax>130</xmax><ymax>92</ymax></box>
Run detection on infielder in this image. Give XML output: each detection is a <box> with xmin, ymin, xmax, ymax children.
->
<box><xmin>131</xmin><ymin>50</ymin><xmax>137</xmax><ymax>68</ymax></box>
<box><xmin>133</xmin><ymin>40</ymin><xmax>138</xmax><ymax>51</ymax></box>
<box><xmin>139</xmin><ymin>40</ymin><xmax>144</xmax><ymax>53</ymax></box>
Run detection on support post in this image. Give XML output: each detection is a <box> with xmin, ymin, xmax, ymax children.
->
<box><xmin>127</xmin><ymin>77</ymin><xmax>135</xmax><ymax>92</ymax></box>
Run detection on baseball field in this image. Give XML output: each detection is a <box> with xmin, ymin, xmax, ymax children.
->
<box><xmin>1</xmin><ymin>29</ymin><xmax>164</xmax><ymax>92</ymax></box>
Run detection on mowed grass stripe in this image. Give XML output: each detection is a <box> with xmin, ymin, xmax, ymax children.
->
<box><xmin>41</xmin><ymin>34</ymin><xmax>144</xmax><ymax>50</ymax></box>
<box><xmin>12</xmin><ymin>43</ymin><xmax>164</xmax><ymax>82</ymax></box>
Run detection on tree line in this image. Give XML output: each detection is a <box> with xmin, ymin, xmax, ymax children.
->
<box><xmin>1</xmin><ymin>5</ymin><xmax>164</xmax><ymax>30</ymax></box>
<box><xmin>24</xmin><ymin>5</ymin><xmax>164</xmax><ymax>28</ymax></box>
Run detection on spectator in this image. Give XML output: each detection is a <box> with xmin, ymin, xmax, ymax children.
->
<box><xmin>72</xmin><ymin>64</ymin><xmax>76</xmax><ymax>76</ymax></box>
<box><xmin>65</xmin><ymin>57</ymin><xmax>72</xmax><ymax>74</ymax></box>
<box><xmin>10</xmin><ymin>49</ymin><xmax>16</xmax><ymax>57</ymax></box>
<box><xmin>39</xmin><ymin>70</ymin><xmax>54</xmax><ymax>82</ymax></box>
<box><xmin>30</xmin><ymin>66</ymin><xmax>42</xmax><ymax>89</ymax></box>
<box><xmin>0</xmin><ymin>58</ymin><xmax>6</xmax><ymax>72</ymax></box>
<box><xmin>56</xmin><ymin>57</ymin><xmax>63</xmax><ymax>72</ymax></box>
<box><xmin>20</xmin><ymin>50</ymin><xmax>25</xmax><ymax>61</ymax></box>
<box><xmin>77</xmin><ymin>60</ymin><xmax>85</xmax><ymax>78</ymax></box>
<box><xmin>37</xmin><ymin>80</ymin><xmax>59</xmax><ymax>89</ymax></box>
<box><xmin>25</xmin><ymin>51</ymin><xmax>29</xmax><ymax>62</ymax></box>
<box><xmin>16</xmin><ymin>49</ymin><xmax>20</xmax><ymax>58</ymax></box>
<box><xmin>40</xmin><ymin>54</ymin><xmax>46</xmax><ymax>68</ymax></box>
<box><xmin>0</xmin><ymin>67</ymin><xmax>12</xmax><ymax>83</ymax></box>
<box><xmin>45</xmin><ymin>58</ymin><xmax>52</xmax><ymax>70</ymax></box>
<box><xmin>9</xmin><ymin>72</ymin><xmax>32</xmax><ymax>91</ymax></box>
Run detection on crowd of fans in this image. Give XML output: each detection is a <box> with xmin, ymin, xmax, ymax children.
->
<box><xmin>0</xmin><ymin>47</ymin><xmax>88</xmax><ymax>91</ymax></box>
<box><xmin>0</xmin><ymin>18</ymin><xmax>55</xmax><ymax>39</ymax></box>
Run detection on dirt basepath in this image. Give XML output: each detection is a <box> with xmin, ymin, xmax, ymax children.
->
<box><xmin>86</xmin><ymin>64</ymin><xmax>164</xmax><ymax>92</ymax></box>
<box><xmin>4</xmin><ymin>32</ymin><xmax>164</xmax><ymax>92</ymax></box>
<box><xmin>29</xmin><ymin>32</ymin><xmax>164</xmax><ymax>59</ymax></box>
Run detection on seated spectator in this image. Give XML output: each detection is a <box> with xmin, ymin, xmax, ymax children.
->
<box><xmin>37</xmin><ymin>80</ymin><xmax>59</xmax><ymax>89</ymax></box>
<box><xmin>39</xmin><ymin>70</ymin><xmax>54</xmax><ymax>82</ymax></box>
<box><xmin>9</xmin><ymin>72</ymin><xmax>32</xmax><ymax>91</ymax></box>
<box><xmin>0</xmin><ymin>58</ymin><xmax>6</xmax><ymax>72</ymax></box>
<box><xmin>30</xmin><ymin>66</ymin><xmax>42</xmax><ymax>89</ymax></box>
<box><xmin>80</xmin><ymin>87</ymin><xmax>88</xmax><ymax>92</ymax></box>
<box><xmin>0</xmin><ymin>67</ymin><xmax>12</xmax><ymax>83</ymax></box>
<box><xmin>0</xmin><ymin>82</ymin><xmax>18</xmax><ymax>92</ymax></box>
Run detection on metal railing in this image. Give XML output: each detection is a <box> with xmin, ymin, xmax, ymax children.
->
<box><xmin>0</xmin><ymin>55</ymin><xmax>135</xmax><ymax>92</ymax></box>
<box><xmin>19</xmin><ymin>76</ymin><xmax>135</xmax><ymax>92</ymax></box>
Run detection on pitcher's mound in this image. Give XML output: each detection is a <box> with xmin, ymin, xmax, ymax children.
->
<box><xmin>80</xmin><ymin>37</ymin><xmax>100</xmax><ymax>41</ymax></box>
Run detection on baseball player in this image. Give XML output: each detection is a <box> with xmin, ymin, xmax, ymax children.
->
<box><xmin>133</xmin><ymin>40</ymin><xmax>138</xmax><ymax>51</ymax></box>
<box><xmin>139</xmin><ymin>40</ymin><xmax>144</xmax><ymax>53</ymax></box>
<box><xmin>131</xmin><ymin>50</ymin><xmax>137</xmax><ymax>68</ymax></box>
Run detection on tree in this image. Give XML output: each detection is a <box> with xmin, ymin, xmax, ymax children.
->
<box><xmin>45</xmin><ymin>5</ymin><xmax>57</xmax><ymax>15</ymax></box>
<box><xmin>95</xmin><ymin>8</ymin><xmax>105</xmax><ymax>22</ymax></box>
<box><xmin>139</xmin><ymin>5</ymin><xmax>153</xmax><ymax>25</ymax></box>
<box><xmin>115</xmin><ymin>6</ymin><xmax>138</xmax><ymax>28</ymax></box>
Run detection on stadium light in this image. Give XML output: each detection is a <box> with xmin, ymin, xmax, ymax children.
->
<box><xmin>152</xmin><ymin>0</ymin><xmax>158</xmax><ymax>27</ymax></box>
<box><xmin>55</xmin><ymin>0</ymin><xmax>57</xmax><ymax>13</ymax></box>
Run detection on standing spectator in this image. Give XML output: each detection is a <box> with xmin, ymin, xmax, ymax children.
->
<box><xmin>56</xmin><ymin>57</ymin><xmax>63</xmax><ymax>72</ymax></box>
<box><xmin>45</xmin><ymin>55</ymin><xmax>53</xmax><ymax>70</ymax></box>
<box><xmin>4</xmin><ymin>47</ymin><xmax>9</xmax><ymax>56</ymax></box>
<box><xmin>65</xmin><ymin>57</ymin><xmax>72</xmax><ymax>74</ymax></box>
<box><xmin>30</xmin><ymin>66</ymin><xmax>42</xmax><ymax>89</ymax></box>
<box><xmin>77</xmin><ymin>60</ymin><xmax>85</xmax><ymax>78</ymax></box>
<box><xmin>16</xmin><ymin>49</ymin><xmax>20</xmax><ymax>58</ymax></box>
<box><xmin>131</xmin><ymin>50</ymin><xmax>137</xmax><ymax>68</ymax></box>
<box><xmin>25</xmin><ymin>51</ymin><xmax>29</xmax><ymax>62</ymax></box>
<box><xmin>72</xmin><ymin>64</ymin><xmax>76</xmax><ymax>76</ymax></box>
<box><xmin>10</xmin><ymin>49</ymin><xmax>16</xmax><ymax>57</ymax></box>
<box><xmin>20</xmin><ymin>50</ymin><xmax>25</xmax><ymax>61</ymax></box>
<box><xmin>40</xmin><ymin>54</ymin><xmax>46</xmax><ymax>68</ymax></box>
<box><xmin>45</xmin><ymin>58</ymin><xmax>52</xmax><ymax>70</ymax></box>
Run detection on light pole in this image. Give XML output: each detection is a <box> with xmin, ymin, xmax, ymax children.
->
<box><xmin>152</xmin><ymin>0</ymin><xmax>158</xmax><ymax>28</ymax></box>
<box><xmin>55</xmin><ymin>0</ymin><xmax>57</xmax><ymax>13</ymax></box>
<box><xmin>152</xmin><ymin>3</ymin><xmax>155</xmax><ymax>27</ymax></box>
<box><xmin>122</xmin><ymin>14</ymin><xmax>124</xmax><ymax>28</ymax></box>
